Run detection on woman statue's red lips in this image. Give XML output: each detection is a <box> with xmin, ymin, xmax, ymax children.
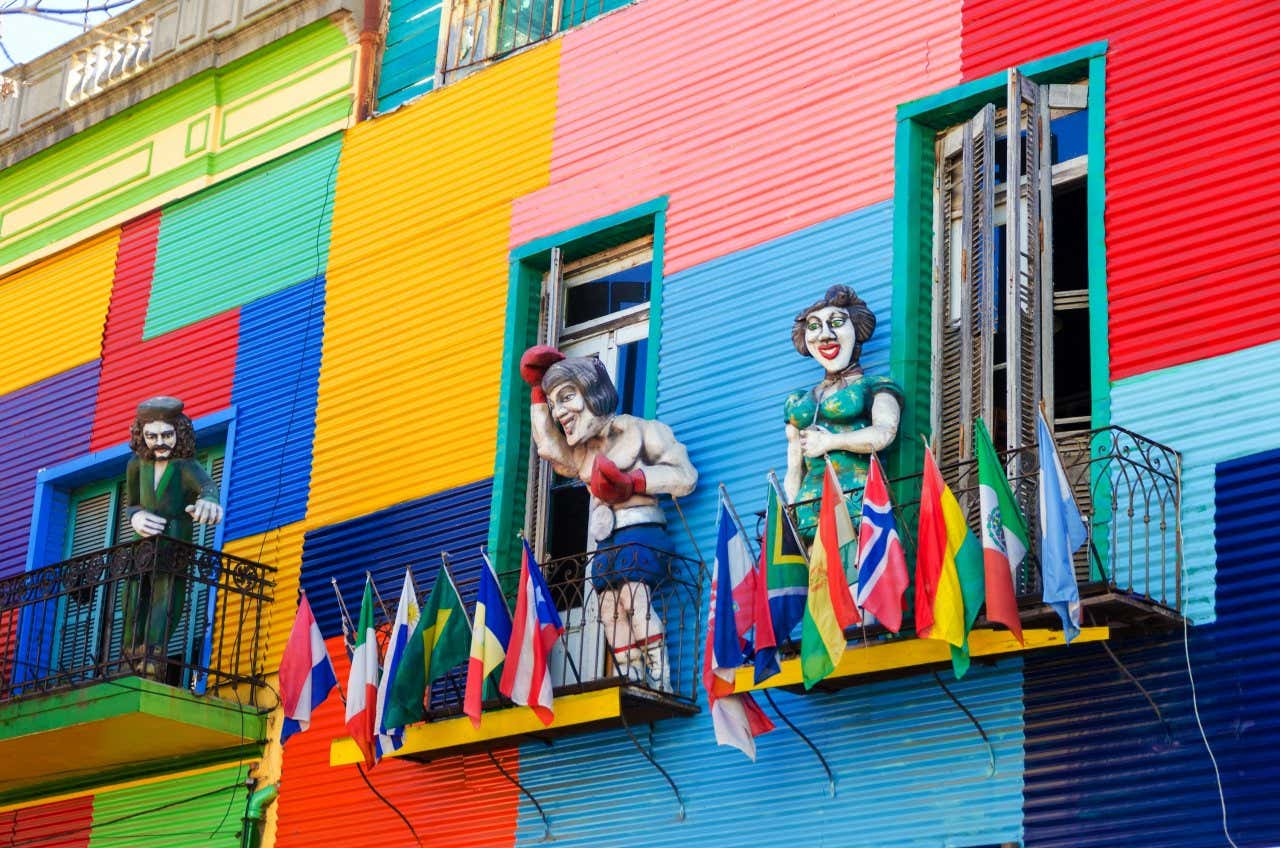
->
<box><xmin>818</xmin><ymin>343</ymin><xmax>842</xmax><ymax>359</ymax></box>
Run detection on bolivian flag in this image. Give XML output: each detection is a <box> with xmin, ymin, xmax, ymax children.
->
<box><xmin>800</xmin><ymin>462</ymin><xmax>860</xmax><ymax>688</ymax></box>
<box><xmin>915</xmin><ymin>445</ymin><xmax>984</xmax><ymax>677</ymax></box>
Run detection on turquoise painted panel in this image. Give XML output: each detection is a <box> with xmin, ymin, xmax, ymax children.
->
<box><xmin>377</xmin><ymin>0</ymin><xmax>441</xmax><ymax>112</ymax></box>
<box><xmin>144</xmin><ymin>134</ymin><xmax>342</xmax><ymax>339</ymax></box>
<box><xmin>511</xmin><ymin>203</ymin><xmax>1024</xmax><ymax>847</ymax></box>
<box><xmin>1111</xmin><ymin>338</ymin><xmax>1280</xmax><ymax>625</ymax></box>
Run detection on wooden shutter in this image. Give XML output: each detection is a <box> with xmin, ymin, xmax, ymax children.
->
<box><xmin>524</xmin><ymin>246</ymin><xmax>563</xmax><ymax>560</ymax></box>
<box><xmin>61</xmin><ymin>486</ymin><xmax>119</xmax><ymax>676</ymax></box>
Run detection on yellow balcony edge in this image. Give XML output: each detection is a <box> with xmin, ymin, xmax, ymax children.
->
<box><xmin>330</xmin><ymin>687</ymin><xmax>623</xmax><ymax>766</ymax></box>
<box><xmin>733</xmin><ymin>626</ymin><xmax>1110</xmax><ymax>692</ymax></box>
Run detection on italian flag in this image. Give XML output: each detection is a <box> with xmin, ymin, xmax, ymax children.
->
<box><xmin>800</xmin><ymin>461</ymin><xmax>860</xmax><ymax>688</ymax></box>
<box><xmin>344</xmin><ymin>577</ymin><xmax>380</xmax><ymax>769</ymax></box>
<box><xmin>975</xmin><ymin>418</ymin><xmax>1026</xmax><ymax>645</ymax></box>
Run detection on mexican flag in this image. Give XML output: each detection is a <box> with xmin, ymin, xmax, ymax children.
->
<box><xmin>975</xmin><ymin>418</ymin><xmax>1026</xmax><ymax>645</ymax></box>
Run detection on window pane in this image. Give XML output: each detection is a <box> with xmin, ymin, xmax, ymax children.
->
<box><xmin>616</xmin><ymin>337</ymin><xmax>648</xmax><ymax>416</ymax></box>
<box><xmin>563</xmin><ymin>261</ymin><xmax>651</xmax><ymax>327</ymax></box>
<box><xmin>497</xmin><ymin>0</ymin><xmax>554</xmax><ymax>53</ymax></box>
<box><xmin>1050</xmin><ymin>108</ymin><xmax>1088</xmax><ymax>164</ymax></box>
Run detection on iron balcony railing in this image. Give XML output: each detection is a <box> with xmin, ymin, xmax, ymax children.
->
<box><xmin>441</xmin><ymin>0</ymin><xmax>623</xmax><ymax>79</ymax></box>
<box><xmin>0</xmin><ymin>537</ymin><xmax>275</xmax><ymax>705</ymax></box>
<box><xmin>785</xmin><ymin>425</ymin><xmax>1183</xmax><ymax>617</ymax></box>
<box><xmin>405</xmin><ymin>543</ymin><xmax>705</xmax><ymax>723</ymax></box>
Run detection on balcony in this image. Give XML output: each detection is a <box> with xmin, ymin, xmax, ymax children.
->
<box><xmin>331</xmin><ymin>542</ymin><xmax>704</xmax><ymax>765</ymax></box>
<box><xmin>743</xmin><ymin>425</ymin><xmax>1183</xmax><ymax>692</ymax></box>
<box><xmin>0</xmin><ymin>537</ymin><xmax>274</xmax><ymax>802</ymax></box>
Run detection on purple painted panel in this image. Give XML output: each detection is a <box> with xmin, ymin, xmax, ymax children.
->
<box><xmin>0</xmin><ymin>362</ymin><xmax>99</xmax><ymax>577</ymax></box>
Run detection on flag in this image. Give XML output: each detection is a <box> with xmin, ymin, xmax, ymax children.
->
<box><xmin>464</xmin><ymin>552</ymin><xmax>513</xmax><ymax>727</ymax></box>
<box><xmin>278</xmin><ymin>591</ymin><xmax>338</xmax><ymax>746</ymax></box>
<box><xmin>385</xmin><ymin>567</ymin><xmax>472</xmax><ymax>729</ymax></box>
<box><xmin>499</xmin><ymin>539</ymin><xmax>564</xmax><ymax>725</ymax></box>
<box><xmin>375</xmin><ymin>571</ymin><xmax>418</xmax><ymax>757</ymax></box>
<box><xmin>1037</xmin><ymin>411</ymin><xmax>1087</xmax><ymax>644</ymax></box>
<box><xmin>752</xmin><ymin>478</ymin><xmax>808</xmax><ymax>684</ymax></box>
<box><xmin>854</xmin><ymin>454</ymin><xmax>908</xmax><ymax>633</ymax></box>
<box><xmin>975</xmin><ymin>418</ymin><xmax>1026</xmax><ymax>644</ymax></box>
<box><xmin>800</xmin><ymin>462</ymin><xmax>860</xmax><ymax>688</ymax></box>
<box><xmin>344</xmin><ymin>576</ymin><xmax>380</xmax><ymax>769</ymax></box>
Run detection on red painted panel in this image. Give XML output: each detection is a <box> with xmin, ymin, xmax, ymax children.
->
<box><xmin>0</xmin><ymin>794</ymin><xmax>94</xmax><ymax>847</ymax></box>
<box><xmin>273</xmin><ymin>636</ymin><xmax>519</xmax><ymax>848</ymax></box>
<box><xmin>0</xmin><ymin>608</ymin><xmax>15</xmax><ymax>692</ymax></box>
<box><xmin>511</xmin><ymin>0</ymin><xmax>965</xmax><ymax>275</ymax></box>
<box><xmin>91</xmin><ymin>212</ymin><xmax>238</xmax><ymax>450</ymax></box>
<box><xmin>961</xmin><ymin>0</ymin><xmax>1280</xmax><ymax>379</ymax></box>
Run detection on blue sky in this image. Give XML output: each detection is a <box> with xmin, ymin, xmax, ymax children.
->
<box><xmin>1</xmin><ymin>0</ymin><xmax>144</xmax><ymax>70</ymax></box>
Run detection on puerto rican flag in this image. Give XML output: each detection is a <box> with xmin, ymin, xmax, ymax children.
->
<box><xmin>278</xmin><ymin>591</ymin><xmax>338</xmax><ymax>745</ymax></box>
<box><xmin>499</xmin><ymin>540</ymin><xmax>564</xmax><ymax>725</ymax></box>
<box><xmin>854</xmin><ymin>454</ymin><xmax>909</xmax><ymax>633</ymax></box>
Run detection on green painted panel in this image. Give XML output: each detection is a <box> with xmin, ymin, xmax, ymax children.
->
<box><xmin>144</xmin><ymin>134</ymin><xmax>341</xmax><ymax>339</ymax></box>
<box><xmin>88</xmin><ymin>763</ymin><xmax>250</xmax><ymax>848</ymax></box>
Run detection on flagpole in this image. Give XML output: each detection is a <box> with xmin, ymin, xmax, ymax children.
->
<box><xmin>438</xmin><ymin>552</ymin><xmax>475</xmax><ymax>631</ymax></box>
<box><xmin>369</xmin><ymin>570</ymin><xmax>394</xmax><ymax>623</ymax></box>
<box><xmin>330</xmin><ymin>577</ymin><xmax>356</xmax><ymax>653</ymax></box>
<box><xmin>768</xmin><ymin>469</ymin><xmax>810</xmax><ymax>562</ymax></box>
<box><xmin>717</xmin><ymin>483</ymin><xmax>760</xmax><ymax>560</ymax></box>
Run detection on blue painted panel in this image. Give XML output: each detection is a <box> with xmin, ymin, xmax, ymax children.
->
<box><xmin>225</xmin><ymin>276</ymin><xmax>326</xmax><ymax>540</ymax></box>
<box><xmin>0</xmin><ymin>362</ymin><xmax>98</xmax><ymax>578</ymax></box>
<box><xmin>1021</xmin><ymin>444</ymin><xmax>1280</xmax><ymax>847</ymax></box>
<box><xmin>377</xmin><ymin>0</ymin><xmax>441</xmax><ymax>112</ymax></box>
<box><xmin>511</xmin><ymin>203</ymin><xmax>1025</xmax><ymax>848</ymax></box>
<box><xmin>300</xmin><ymin>479</ymin><xmax>492</xmax><ymax>637</ymax></box>
<box><xmin>1112</xmin><ymin>339</ymin><xmax>1280</xmax><ymax>623</ymax></box>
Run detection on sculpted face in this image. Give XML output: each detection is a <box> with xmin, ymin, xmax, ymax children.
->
<box><xmin>804</xmin><ymin>306</ymin><xmax>856</xmax><ymax>373</ymax></box>
<box><xmin>142</xmin><ymin>421</ymin><xmax>177</xmax><ymax>461</ymax></box>
<box><xmin>548</xmin><ymin>381</ymin><xmax>607</xmax><ymax>446</ymax></box>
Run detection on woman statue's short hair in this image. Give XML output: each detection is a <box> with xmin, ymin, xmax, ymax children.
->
<box><xmin>542</xmin><ymin>356</ymin><xmax>619</xmax><ymax>417</ymax></box>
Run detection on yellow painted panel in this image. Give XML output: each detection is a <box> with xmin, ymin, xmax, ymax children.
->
<box><xmin>733</xmin><ymin>626</ymin><xmax>1111</xmax><ymax>692</ymax></box>
<box><xmin>218</xmin><ymin>521</ymin><xmax>305</xmax><ymax>706</ymax></box>
<box><xmin>0</xmin><ymin>229</ymin><xmax>118</xmax><ymax>396</ymax></box>
<box><xmin>306</xmin><ymin>41</ymin><xmax>562</xmax><ymax>529</ymax></box>
<box><xmin>330</xmin><ymin>686</ymin><xmax>620</xmax><ymax>765</ymax></box>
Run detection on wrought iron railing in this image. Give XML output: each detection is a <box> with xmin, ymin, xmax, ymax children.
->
<box><xmin>411</xmin><ymin>543</ymin><xmax>705</xmax><ymax>722</ymax></box>
<box><xmin>784</xmin><ymin>425</ymin><xmax>1182</xmax><ymax>616</ymax></box>
<box><xmin>441</xmin><ymin>0</ymin><xmax>625</xmax><ymax>78</ymax></box>
<box><xmin>0</xmin><ymin>537</ymin><xmax>275</xmax><ymax>705</ymax></box>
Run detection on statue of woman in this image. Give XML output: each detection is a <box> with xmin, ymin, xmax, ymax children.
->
<box><xmin>783</xmin><ymin>286</ymin><xmax>903</xmax><ymax>540</ymax></box>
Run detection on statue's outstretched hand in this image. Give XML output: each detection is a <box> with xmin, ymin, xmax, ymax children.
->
<box><xmin>130</xmin><ymin>510</ymin><xmax>167</xmax><ymax>537</ymax></box>
<box><xmin>590</xmin><ymin>454</ymin><xmax>646</xmax><ymax>504</ymax></box>
<box><xmin>520</xmin><ymin>345</ymin><xmax>565</xmax><ymax>403</ymax></box>
<box><xmin>186</xmin><ymin>499</ymin><xmax>224</xmax><ymax>526</ymax></box>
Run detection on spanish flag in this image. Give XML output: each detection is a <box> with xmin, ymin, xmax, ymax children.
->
<box><xmin>800</xmin><ymin>461</ymin><xmax>860</xmax><ymax>688</ymax></box>
<box><xmin>915</xmin><ymin>445</ymin><xmax>983</xmax><ymax>676</ymax></box>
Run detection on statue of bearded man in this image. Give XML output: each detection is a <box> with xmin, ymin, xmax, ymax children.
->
<box><xmin>521</xmin><ymin>346</ymin><xmax>697</xmax><ymax>689</ymax></box>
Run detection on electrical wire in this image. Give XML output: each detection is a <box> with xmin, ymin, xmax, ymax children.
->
<box><xmin>1182</xmin><ymin>610</ymin><xmax>1239</xmax><ymax>848</ymax></box>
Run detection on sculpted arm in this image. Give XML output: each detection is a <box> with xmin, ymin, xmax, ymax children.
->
<box><xmin>531</xmin><ymin>403</ymin><xmax>581</xmax><ymax>478</ymax></box>
<box><xmin>637</xmin><ymin>419</ymin><xmax>697</xmax><ymax>497</ymax></box>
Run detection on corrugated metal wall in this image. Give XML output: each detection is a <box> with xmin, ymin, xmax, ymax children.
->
<box><xmin>509</xmin><ymin>0</ymin><xmax>963</xmax><ymax>275</ymax></box>
<box><xmin>145</xmin><ymin>135</ymin><xmax>342</xmax><ymax>340</ymax></box>
<box><xmin>1020</xmin><ymin>444</ymin><xmax>1280</xmax><ymax>848</ymax></box>
<box><xmin>377</xmin><ymin>0</ymin><xmax>442</xmax><ymax>112</ymax></box>
<box><xmin>225</xmin><ymin>276</ymin><xmax>327</xmax><ymax>541</ymax></box>
<box><xmin>0</xmin><ymin>230</ymin><xmax>116</xmax><ymax>399</ymax></box>
<box><xmin>0</xmin><ymin>363</ymin><xmax>98</xmax><ymax>577</ymax></box>
<box><xmin>90</xmin><ymin>211</ymin><xmax>238</xmax><ymax>452</ymax></box>
<box><xmin>306</xmin><ymin>44</ymin><xmax>559</xmax><ymax>530</ymax></box>
<box><xmin>85</xmin><ymin>764</ymin><xmax>250</xmax><ymax>847</ymax></box>
<box><xmin>221</xmin><ymin>520</ymin><xmax>307</xmax><ymax>690</ymax></box>
<box><xmin>273</xmin><ymin>638</ymin><xmax>519</xmax><ymax>848</ymax></box>
<box><xmin>959</xmin><ymin>0</ymin><xmax>1280</xmax><ymax>380</ymax></box>
<box><xmin>0</xmin><ymin>794</ymin><xmax>94</xmax><ymax>848</ymax></box>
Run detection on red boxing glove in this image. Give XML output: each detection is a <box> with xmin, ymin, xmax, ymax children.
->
<box><xmin>520</xmin><ymin>345</ymin><xmax>565</xmax><ymax>403</ymax></box>
<box><xmin>590</xmin><ymin>454</ymin><xmax>646</xmax><ymax>504</ymax></box>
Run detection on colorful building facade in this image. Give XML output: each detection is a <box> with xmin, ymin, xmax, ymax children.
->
<box><xmin>0</xmin><ymin>0</ymin><xmax>1276</xmax><ymax>846</ymax></box>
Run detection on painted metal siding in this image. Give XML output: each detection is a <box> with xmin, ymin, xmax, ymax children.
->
<box><xmin>0</xmin><ymin>230</ymin><xmax>117</xmax><ymax>400</ymax></box>
<box><xmin>1111</xmin><ymin>340</ymin><xmax>1280</xmax><ymax>623</ymax></box>
<box><xmin>90</xmin><ymin>212</ymin><xmax>238</xmax><ymax>452</ymax></box>
<box><xmin>0</xmin><ymin>362</ymin><xmax>98</xmax><ymax>578</ymax></box>
<box><xmin>959</xmin><ymin>0</ymin><xmax>1280</xmax><ymax>380</ymax></box>
<box><xmin>377</xmin><ymin>0</ymin><xmax>442</xmax><ymax>112</ymax></box>
<box><xmin>145</xmin><ymin>135</ymin><xmax>342</xmax><ymax>340</ymax></box>
<box><xmin>307</xmin><ymin>44</ymin><xmax>558</xmax><ymax>530</ymax></box>
<box><xmin>225</xmin><ymin>276</ymin><xmax>326</xmax><ymax>541</ymax></box>
<box><xmin>0</xmin><ymin>794</ymin><xmax>94</xmax><ymax>848</ymax></box>
<box><xmin>510</xmin><ymin>0</ymin><xmax>963</xmax><ymax>275</ymax></box>
<box><xmin>273</xmin><ymin>637</ymin><xmax>519</xmax><ymax>848</ymax></box>
<box><xmin>1020</xmin><ymin>444</ymin><xmax>1280</xmax><ymax>848</ymax></box>
<box><xmin>222</xmin><ymin>521</ymin><xmax>306</xmax><ymax>686</ymax></box>
<box><xmin>85</xmin><ymin>764</ymin><xmax>250</xmax><ymax>847</ymax></box>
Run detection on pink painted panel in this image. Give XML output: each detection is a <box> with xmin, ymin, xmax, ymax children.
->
<box><xmin>511</xmin><ymin>0</ymin><xmax>963</xmax><ymax>274</ymax></box>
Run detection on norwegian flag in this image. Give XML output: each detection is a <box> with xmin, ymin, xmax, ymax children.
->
<box><xmin>854</xmin><ymin>454</ymin><xmax>909</xmax><ymax>633</ymax></box>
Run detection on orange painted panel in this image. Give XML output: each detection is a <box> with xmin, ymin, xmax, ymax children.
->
<box><xmin>273</xmin><ymin>636</ymin><xmax>518</xmax><ymax>848</ymax></box>
<box><xmin>510</xmin><ymin>0</ymin><xmax>963</xmax><ymax>274</ymax></box>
